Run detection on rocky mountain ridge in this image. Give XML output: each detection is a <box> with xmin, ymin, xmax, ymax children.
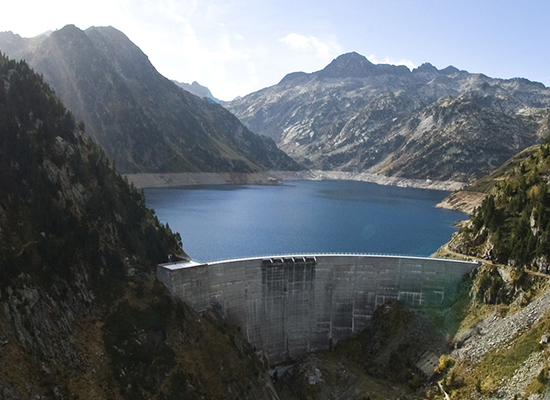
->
<box><xmin>172</xmin><ymin>80</ymin><xmax>220</xmax><ymax>103</ymax></box>
<box><xmin>0</xmin><ymin>25</ymin><xmax>300</xmax><ymax>174</ymax></box>
<box><xmin>228</xmin><ymin>52</ymin><xmax>550</xmax><ymax>181</ymax></box>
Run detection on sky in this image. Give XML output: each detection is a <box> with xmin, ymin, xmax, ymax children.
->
<box><xmin>2</xmin><ymin>0</ymin><xmax>549</xmax><ymax>101</ymax></box>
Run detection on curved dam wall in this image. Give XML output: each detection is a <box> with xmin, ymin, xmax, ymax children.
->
<box><xmin>157</xmin><ymin>254</ymin><xmax>478</xmax><ymax>365</ymax></box>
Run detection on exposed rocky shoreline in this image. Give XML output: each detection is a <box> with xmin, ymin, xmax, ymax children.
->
<box><xmin>435</xmin><ymin>190</ymin><xmax>487</xmax><ymax>214</ymax></box>
<box><xmin>125</xmin><ymin>170</ymin><xmax>466</xmax><ymax>191</ymax></box>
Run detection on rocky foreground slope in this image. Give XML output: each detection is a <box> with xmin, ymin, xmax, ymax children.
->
<box><xmin>0</xmin><ymin>25</ymin><xmax>300</xmax><ymax>174</ymax></box>
<box><xmin>229</xmin><ymin>52</ymin><xmax>550</xmax><ymax>182</ymax></box>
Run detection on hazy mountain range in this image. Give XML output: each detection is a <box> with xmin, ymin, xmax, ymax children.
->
<box><xmin>0</xmin><ymin>25</ymin><xmax>300</xmax><ymax>174</ymax></box>
<box><xmin>228</xmin><ymin>52</ymin><xmax>550</xmax><ymax>181</ymax></box>
<box><xmin>172</xmin><ymin>80</ymin><xmax>221</xmax><ymax>103</ymax></box>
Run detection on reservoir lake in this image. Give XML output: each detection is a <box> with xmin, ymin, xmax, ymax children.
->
<box><xmin>144</xmin><ymin>180</ymin><xmax>466</xmax><ymax>262</ymax></box>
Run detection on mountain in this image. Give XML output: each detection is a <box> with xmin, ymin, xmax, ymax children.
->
<box><xmin>0</xmin><ymin>54</ymin><xmax>277</xmax><ymax>399</ymax></box>
<box><xmin>228</xmin><ymin>52</ymin><xmax>550</xmax><ymax>181</ymax></box>
<box><xmin>1</xmin><ymin>52</ymin><xmax>547</xmax><ymax>400</ymax></box>
<box><xmin>173</xmin><ymin>80</ymin><xmax>221</xmax><ymax>103</ymax></box>
<box><xmin>0</xmin><ymin>26</ymin><xmax>300</xmax><ymax>174</ymax></box>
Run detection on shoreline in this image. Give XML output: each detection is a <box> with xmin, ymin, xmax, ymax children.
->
<box><xmin>124</xmin><ymin>170</ymin><xmax>466</xmax><ymax>192</ymax></box>
<box><xmin>435</xmin><ymin>190</ymin><xmax>486</xmax><ymax>214</ymax></box>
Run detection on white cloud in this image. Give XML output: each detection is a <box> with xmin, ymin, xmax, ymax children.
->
<box><xmin>368</xmin><ymin>54</ymin><xmax>416</xmax><ymax>71</ymax></box>
<box><xmin>279</xmin><ymin>33</ymin><xmax>334</xmax><ymax>59</ymax></box>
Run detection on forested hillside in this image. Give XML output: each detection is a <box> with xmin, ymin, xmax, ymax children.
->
<box><xmin>0</xmin><ymin>54</ymin><xmax>276</xmax><ymax>399</ymax></box>
<box><xmin>450</xmin><ymin>138</ymin><xmax>550</xmax><ymax>271</ymax></box>
<box><xmin>424</xmin><ymin>140</ymin><xmax>550</xmax><ymax>399</ymax></box>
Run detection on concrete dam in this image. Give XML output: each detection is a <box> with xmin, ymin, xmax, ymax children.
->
<box><xmin>157</xmin><ymin>254</ymin><xmax>478</xmax><ymax>364</ymax></box>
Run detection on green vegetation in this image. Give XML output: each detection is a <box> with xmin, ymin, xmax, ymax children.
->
<box><xmin>462</xmin><ymin>145</ymin><xmax>540</xmax><ymax>194</ymax></box>
<box><xmin>333</xmin><ymin>300</ymin><xmax>448</xmax><ymax>385</ymax></box>
<box><xmin>0</xmin><ymin>53</ymin><xmax>182</xmax><ymax>294</ymax></box>
<box><xmin>102</xmin><ymin>280</ymin><xmax>269</xmax><ymax>400</ymax></box>
<box><xmin>428</xmin><ymin>140</ymin><xmax>550</xmax><ymax>399</ymax></box>
<box><xmin>458</xmin><ymin>138</ymin><xmax>550</xmax><ymax>271</ymax></box>
<box><xmin>0</xmin><ymin>53</ymin><xmax>271</xmax><ymax>399</ymax></box>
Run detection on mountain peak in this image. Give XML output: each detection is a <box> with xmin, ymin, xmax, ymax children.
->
<box><xmin>279</xmin><ymin>71</ymin><xmax>311</xmax><ymax>85</ymax></box>
<box><xmin>316</xmin><ymin>52</ymin><xmax>411</xmax><ymax>79</ymax></box>
<box><xmin>440</xmin><ymin>65</ymin><xmax>460</xmax><ymax>75</ymax></box>
<box><xmin>48</xmin><ymin>24</ymin><xmax>92</xmax><ymax>49</ymax></box>
<box><xmin>413</xmin><ymin>62</ymin><xmax>439</xmax><ymax>74</ymax></box>
<box><xmin>334</xmin><ymin>51</ymin><xmax>373</xmax><ymax>65</ymax></box>
<box><xmin>173</xmin><ymin>80</ymin><xmax>219</xmax><ymax>102</ymax></box>
<box><xmin>56</xmin><ymin>24</ymin><xmax>82</xmax><ymax>35</ymax></box>
<box><xmin>317</xmin><ymin>52</ymin><xmax>375</xmax><ymax>79</ymax></box>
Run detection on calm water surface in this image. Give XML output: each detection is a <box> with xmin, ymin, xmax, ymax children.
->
<box><xmin>144</xmin><ymin>180</ymin><xmax>465</xmax><ymax>262</ymax></box>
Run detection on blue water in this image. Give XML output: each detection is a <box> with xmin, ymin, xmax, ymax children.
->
<box><xmin>144</xmin><ymin>180</ymin><xmax>465</xmax><ymax>262</ymax></box>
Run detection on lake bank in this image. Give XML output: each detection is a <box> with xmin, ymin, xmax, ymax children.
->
<box><xmin>125</xmin><ymin>170</ymin><xmax>466</xmax><ymax>191</ymax></box>
<box><xmin>435</xmin><ymin>190</ymin><xmax>486</xmax><ymax>214</ymax></box>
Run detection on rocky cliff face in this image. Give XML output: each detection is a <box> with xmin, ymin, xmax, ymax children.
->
<box><xmin>228</xmin><ymin>52</ymin><xmax>550</xmax><ymax>181</ymax></box>
<box><xmin>0</xmin><ymin>55</ymin><xmax>276</xmax><ymax>399</ymax></box>
<box><xmin>0</xmin><ymin>26</ymin><xmax>300</xmax><ymax>174</ymax></box>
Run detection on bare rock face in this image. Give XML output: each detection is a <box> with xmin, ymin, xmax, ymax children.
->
<box><xmin>436</xmin><ymin>191</ymin><xmax>486</xmax><ymax>213</ymax></box>
<box><xmin>228</xmin><ymin>52</ymin><xmax>550</xmax><ymax>181</ymax></box>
